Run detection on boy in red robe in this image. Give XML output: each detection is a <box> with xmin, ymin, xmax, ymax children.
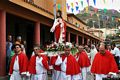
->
<box><xmin>75</xmin><ymin>45</ymin><xmax>91</xmax><ymax>80</ymax></box>
<box><xmin>91</xmin><ymin>43</ymin><xmax>118</xmax><ymax>80</ymax></box>
<box><xmin>28</xmin><ymin>45</ymin><xmax>49</xmax><ymax>80</ymax></box>
<box><xmin>9</xmin><ymin>44</ymin><xmax>28</xmax><ymax>80</ymax></box>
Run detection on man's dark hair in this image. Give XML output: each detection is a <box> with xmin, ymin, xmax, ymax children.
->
<box><xmin>112</xmin><ymin>43</ymin><xmax>116</xmax><ymax>47</ymax></box>
<box><xmin>15</xmin><ymin>44</ymin><xmax>22</xmax><ymax>48</ymax></box>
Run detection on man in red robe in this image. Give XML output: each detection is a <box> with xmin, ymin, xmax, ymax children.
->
<box><xmin>9</xmin><ymin>44</ymin><xmax>28</xmax><ymax>80</ymax></box>
<box><xmin>50</xmin><ymin>10</ymin><xmax>66</xmax><ymax>43</ymax></box>
<box><xmin>91</xmin><ymin>43</ymin><xmax>118</xmax><ymax>80</ymax></box>
<box><xmin>75</xmin><ymin>45</ymin><xmax>91</xmax><ymax>80</ymax></box>
<box><xmin>54</xmin><ymin>43</ymin><xmax>81</xmax><ymax>80</ymax></box>
<box><xmin>28</xmin><ymin>45</ymin><xmax>49</xmax><ymax>80</ymax></box>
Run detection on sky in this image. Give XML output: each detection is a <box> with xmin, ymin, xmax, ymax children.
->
<box><xmin>66</xmin><ymin>0</ymin><xmax>120</xmax><ymax>14</ymax></box>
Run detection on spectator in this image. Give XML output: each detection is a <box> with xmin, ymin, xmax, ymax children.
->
<box><xmin>6</xmin><ymin>35</ymin><xmax>13</xmax><ymax>73</ymax></box>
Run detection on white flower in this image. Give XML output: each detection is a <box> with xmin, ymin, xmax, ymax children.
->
<box><xmin>65</xmin><ymin>42</ymin><xmax>72</xmax><ymax>48</ymax></box>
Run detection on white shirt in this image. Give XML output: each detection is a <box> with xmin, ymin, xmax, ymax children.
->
<box><xmin>13</xmin><ymin>56</ymin><xmax>19</xmax><ymax>71</ymax></box>
<box><xmin>113</xmin><ymin>47</ymin><xmax>120</xmax><ymax>57</ymax></box>
<box><xmin>36</xmin><ymin>56</ymin><xmax>47</xmax><ymax>74</ymax></box>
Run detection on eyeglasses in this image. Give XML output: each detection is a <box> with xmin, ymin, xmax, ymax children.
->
<box><xmin>15</xmin><ymin>47</ymin><xmax>20</xmax><ymax>49</ymax></box>
<box><xmin>34</xmin><ymin>49</ymin><xmax>38</xmax><ymax>51</ymax></box>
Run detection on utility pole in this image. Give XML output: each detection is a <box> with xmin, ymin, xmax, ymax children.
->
<box><xmin>98</xmin><ymin>14</ymin><xmax>101</xmax><ymax>38</ymax></box>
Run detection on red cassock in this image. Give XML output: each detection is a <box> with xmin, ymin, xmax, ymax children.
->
<box><xmin>76</xmin><ymin>51</ymin><xmax>91</xmax><ymax>68</ymax></box>
<box><xmin>28</xmin><ymin>55</ymin><xmax>49</xmax><ymax>74</ymax></box>
<box><xmin>9</xmin><ymin>52</ymin><xmax>28</xmax><ymax>74</ymax></box>
<box><xmin>91</xmin><ymin>50</ymin><xmax>118</xmax><ymax>74</ymax></box>
<box><xmin>50</xmin><ymin>56</ymin><xmax>61</xmax><ymax>71</ymax></box>
<box><xmin>61</xmin><ymin>54</ymin><xmax>81</xmax><ymax>75</ymax></box>
<box><xmin>54</xmin><ymin>19</ymin><xmax>66</xmax><ymax>43</ymax></box>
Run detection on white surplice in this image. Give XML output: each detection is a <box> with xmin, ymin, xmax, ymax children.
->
<box><xmin>31</xmin><ymin>56</ymin><xmax>48</xmax><ymax>80</ymax></box>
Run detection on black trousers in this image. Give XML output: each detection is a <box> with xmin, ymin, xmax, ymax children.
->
<box><xmin>102</xmin><ymin>78</ymin><xmax>120</xmax><ymax>80</ymax></box>
<box><xmin>114</xmin><ymin>56</ymin><xmax>119</xmax><ymax>69</ymax></box>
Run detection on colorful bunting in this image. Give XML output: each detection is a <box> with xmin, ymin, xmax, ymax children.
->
<box><xmin>67</xmin><ymin>5</ymin><xmax>70</xmax><ymax>10</ymax></box>
<box><xmin>87</xmin><ymin>0</ymin><xmax>89</xmax><ymax>6</ymax></box>
<box><xmin>96</xmin><ymin>14</ymin><xmax>99</xmax><ymax>17</ymax></box>
<box><xmin>85</xmin><ymin>6</ymin><xmax>89</xmax><ymax>13</ymax></box>
<box><xmin>112</xmin><ymin>9</ymin><xmax>115</xmax><ymax>14</ymax></box>
<box><xmin>71</xmin><ymin>8</ymin><xmax>74</xmax><ymax>12</ymax></box>
<box><xmin>76</xmin><ymin>2</ymin><xmax>78</xmax><ymax>5</ymax></box>
<box><xmin>76</xmin><ymin>6</ymin><xmax>79</xmax><ymax>11</ymax></box>
<box><xmin>53</xmin><ymin>4</ymin><xmax>56</xmax><ymax>7</ymax></box>
<box><xmin>112</xmin><ymin>0</ymin><xmax>113</xmax><ymax>2</ymax></box>
<box><xmin>66</xmin><ymin>0</ymin><xmax>117</xmax><ymax>14</ymax></box>
<box><xmin>71</xmin><ymin>3</ymin><xmax>74</xmax><ymax>8</ymax></box>
<box><xmin>81</xmin><ymin>1</ymin><xmax>83</xmax><ymax>7</ymax></box>
<box><xmin>112</xmin><ymin>17</ymin><xmax>114</xmax><ymax>21</ymax></box>
<box><xmin>103</xmin><ymin>0</ymin><xmax>106</xmax><ymax>4</ymax></box>
<box><xmin>104</xmin><ymin>8</ymin><xmax>107</xmax><ymax>13</ymax></box>
<box><xmin>66</xmin><ymin>3</ymin><xmax>68</xmax><ymax>6</ymax></box>
<box><xmin>78</xmin><ymin>10</ymin><xmax>81</xmax><ymax>13</ymax></box>
<box><xmin>93</xmin><ymin>0</ymin><xmax>96</xmax><ymax>5</ymax></box>
<box><xmin>94</xmin><ymin>8</ymin><xmax>98</xmax><ymax>13</ymax></box>
<box><xmin>57</xmin><ymin>4</ymin><xmax>61</xmax><ymax>10</ymax></box>
<box><xmin>90</xmin><ymin>13</ymin><xmax>93</xmax><ymax>17</ymax></box>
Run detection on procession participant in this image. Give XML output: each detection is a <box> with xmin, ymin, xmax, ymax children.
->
<box><xmin>50</xmin><ymin>10</ymin><xmax>66</xmax><ymax>43</ymax></box>
<box><xmin>15</xmin><ymin>36</ymin><xmax>26</xmax><ymax>54</ymax></box>
<box><xmin>50</xmin><ymin>55</ymin><xmax>61</xmax><ymax>80</ymax></box>
<box><xmin>111</xmin><ymin>43</ymin><xmax>120</xmax><ymax>69</ymax></box>
<box><xmin>28</xmin><ymin>45</ymin><xmax>49</xmax><ymax>80</ymax></box>
<box><xmin>9</xmin><ymin>44</ymin><xmax>28</xmax><ymax>80</ymax></box>
<box><xmin>55</xmin><ymin>42</ymin><xmax>81</xmax><ymax>80</ymax></box>
<box><xmin>75</xmin><ymin>45</ymin><xmax>91</xmax><ymax>80</ymax></box>
<box><xmin>91</xmin><ymin>43</ymin><xmax>118</xmax><ymax>80</ymax></box>
<box><xmin>90</xmin><ymin>44</ymin><xmax>98</xmax><ymax>65</ymax></box>
<box><xmin>31</xmin><ymin>44</ymin><xmax>44</xmax><ymax>56</ymax></box>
